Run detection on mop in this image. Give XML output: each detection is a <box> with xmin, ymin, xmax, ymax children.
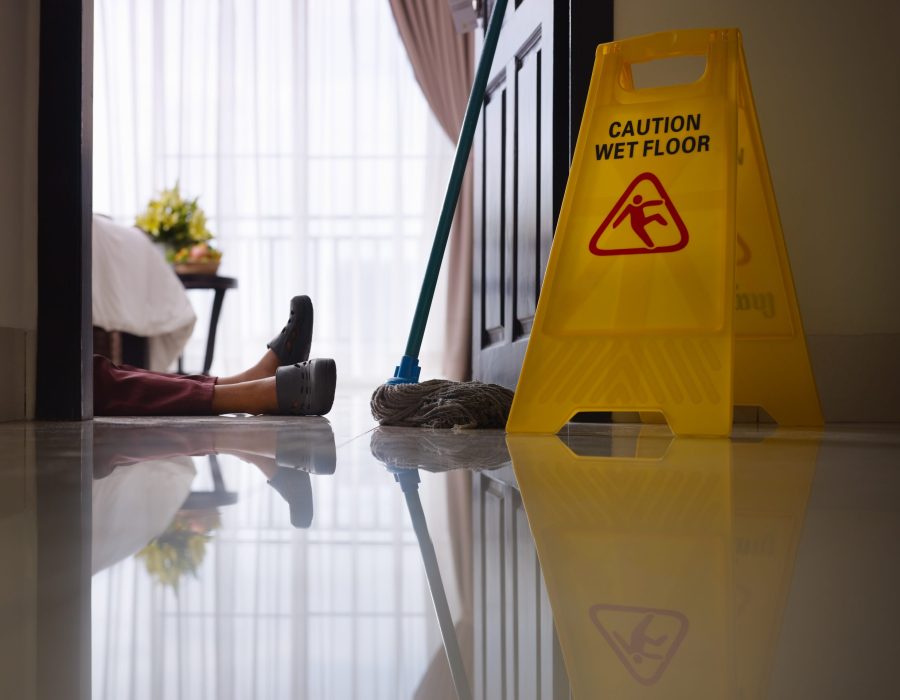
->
<box><xmin>371</xmin><ymin>0</ymin><xmax>514</xmax><ymax>430</ymax></box>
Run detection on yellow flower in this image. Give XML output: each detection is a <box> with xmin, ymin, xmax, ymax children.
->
<box><xmin>160</xmin><ymin>184</ymin><xmax>184</xmax><ymax>210</ymax></box>
<box><xmin>136</xmin><ymin>182</ymin><xmax>217</xmax><ymax>253</ymax></box>
<box><xmin>188</xmin><ymin>209</ymin><xmax>212</xmax><ymax>242</ymax></box>
<box><xmin>135</xmin><ymin>200</ymin><xmax>164</xmax><ymax>236</ymax></box>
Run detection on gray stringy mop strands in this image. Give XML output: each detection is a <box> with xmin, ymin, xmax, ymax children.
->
<box><xmin>370</xmin><ymin>379</ymin><xmax>515</xmax><ymax>429</ymax></box>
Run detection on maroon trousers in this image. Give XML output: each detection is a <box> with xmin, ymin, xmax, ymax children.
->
<box><xmin>94</xmin><ymin>355</ymin><xmax>217</xmax><ymax>416</ymax></box>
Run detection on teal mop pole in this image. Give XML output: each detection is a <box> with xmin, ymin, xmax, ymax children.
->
<box><xmin>388</xmin><ymin>0</ymin><xmax>509</xmax><ymax>385</ymax></box>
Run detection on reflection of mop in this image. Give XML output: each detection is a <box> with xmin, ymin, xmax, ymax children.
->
<box><xmin>394</xmin><ymin>469</ymin><xmax>472</xmax><ymax>700</ymax></box>
<box><xmin>369</xmin><ymin>426</ymin><xmax>510</xmax><ymax>473</ymax></box>
<box><xmin>370</xmin><ymin>0</ymin><xmax>514</xmax><ymax>430</ymax></box>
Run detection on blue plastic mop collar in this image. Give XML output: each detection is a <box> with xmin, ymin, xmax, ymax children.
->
<box><xmin>387</xmin><ymin>355</ymin><xmax>421</xmax><ymax>385</ymax></box>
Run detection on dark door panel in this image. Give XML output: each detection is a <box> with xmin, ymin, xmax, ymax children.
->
<box><xmin>514</xmin><ymin>39</ymin><xmax>541</xmax><ymax>340</ymax></box>
<box><xmin>482</xmin><ymin>80</ymin><xmax>507</xmax><ymax>345</ymax></box>
<box><xmin>473</xmin><ymin>0</ymin><xmax>613</xmax><ymax>389</ymax></box>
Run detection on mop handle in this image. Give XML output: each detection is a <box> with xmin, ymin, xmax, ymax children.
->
<box><xmin>404</xmin><ymin>0</ymin><xmax>509</xmax><ymax>360</ymax></box>
<box><xmin>398</xmin><ymin>473</ymin><xmax>473</xmax><ymax>700</ymax></box>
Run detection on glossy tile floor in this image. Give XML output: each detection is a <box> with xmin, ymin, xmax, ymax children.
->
<box><xmin>1</xmin><ymin>394</ymin><xmax>899</xmax><ymax>699</ymax></box>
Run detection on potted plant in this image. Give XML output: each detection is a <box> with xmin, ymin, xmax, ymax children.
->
<box><xmin>136</xmin><ymin>183</ymin><xmax>223</xmax><ymax>274</ymax></box>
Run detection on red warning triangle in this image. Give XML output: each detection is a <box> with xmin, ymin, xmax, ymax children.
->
<box><xmin>589</xmin><ymin>603</ymin><xmax>689</xmax><ymax>686</ymax></box>
<box><xmin>589</xmin><ymin>173</ymin><xmax>689</xmax><ymax>256</ymax></box>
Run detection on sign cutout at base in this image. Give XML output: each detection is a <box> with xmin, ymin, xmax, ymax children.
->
<box><xmin>506</xmin><ymin>28</ymin><xmax>823</xmax><ymax>436</ymax></box>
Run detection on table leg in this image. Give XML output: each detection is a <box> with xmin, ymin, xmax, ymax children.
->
<box><xmin>204</xmin><ymin>289</ymin><xmax>227</xmax><ymax>374</ymax></box>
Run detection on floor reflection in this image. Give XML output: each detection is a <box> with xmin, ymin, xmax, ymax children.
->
<box><xmin>369</xmin><ymin>427</ymin><xmax>510</xmax><ymax>473</ymax></box>
<box><xmin>0</xmin><ymin>422</ymin><xmax>92</xmax><ymax>700</ymax></box>
<box><xmin>93</xmin><ymin>418</ymin><xmax>339</xmax><ymax>580</ymax></box>
<box><xmin>368</xmin><ymin>426</ymin><xmax>511</xmax><ymax>700</ymax></box>
<box><xmin>4</xmin><ymin>410</ymin><xmax>898</xmax><ymax>700</ymax></box>
<box><xmin>90</xmin><ymin>416</ymin><xmax>463</xmax><ymax>700</ymax></box>
<box><xmin>507</xmin><ymin>427</ymin><xmax>843</xmax><ymax>698</ymax></box>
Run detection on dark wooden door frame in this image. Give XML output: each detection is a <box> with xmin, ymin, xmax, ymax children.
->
<box><xmin>36</xmin><ymin>0</ymin><xmax>93</xmax><ymax>420</ymax></box>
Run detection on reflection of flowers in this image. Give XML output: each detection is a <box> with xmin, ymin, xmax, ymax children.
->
<box><xmin>135</xmin><ymin>509</ymin><xmax>222</xmax><ymax>590</ymax></box>
<box><xmin>135</xmin><ymin>183</ymin><xmax>220</xmax><ymax>262</ymax></box>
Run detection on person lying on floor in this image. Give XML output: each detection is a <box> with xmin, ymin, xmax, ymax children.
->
<box><xmin>94</xmin><ymin>296</ymin><xmax>336</xmax><ymax>416</ymax></box>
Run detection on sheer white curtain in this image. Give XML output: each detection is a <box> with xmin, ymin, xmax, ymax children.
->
<box><xmin>94</xmin><ymin>0</ymin><xmax>453</xmax><ymax>385</ymax></box>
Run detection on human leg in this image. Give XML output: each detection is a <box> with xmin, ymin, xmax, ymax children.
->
<box><xmin>210</xmin><ymin>376</ymin><xmax>276</xmax><ymax>414</ymax></box>
<box><xmin>94</xmin><ymin>355</ymin><xmax>217</xmax><ymax>415</ymax></box>
<box><xmin>94</xmin><ymin>295</ymin><xmax>331</xmax><ymax>416</ymax></box>
<box><xmin>95</xmin><ymin>355</ymin><xmax>336</xmax><ymax>416</ymax></box>
<box><xmin>216</xmin><ymin>295</ymin><xmax>314</xmax><ymax>384</ymax></box>
<box><xmin>215</xmin><ymin>350</ymin><xmax>280</xmax><ymax>385</ymax></box>
<box><xmin>213</xmin><ymin>357</ymin><xmax>336</xmax><ymax>415</ymax></box>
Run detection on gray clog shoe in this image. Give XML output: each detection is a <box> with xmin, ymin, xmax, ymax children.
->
<box><xmin>275</xmin><ymin>358</ymin><xmax>337</xmax><ymax>416</ymax></box>
<box><xmin>267</xmin><ymin>295</ymin><xmax>314</xmax><ymax>366</ymax></box>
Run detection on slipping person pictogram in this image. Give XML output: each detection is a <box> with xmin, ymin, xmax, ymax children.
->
<box><xmin>613</xmin><ymin>195</ymin><xmax>668</xmax><ymax>248</ymax></box>
<box><xmin>589</xmin><ymin>172</ymin><xmax>689</xmax><ymax>256</ymax></box>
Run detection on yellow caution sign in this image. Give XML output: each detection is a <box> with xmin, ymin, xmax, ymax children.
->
<box><xmin>506</xmin><ymin>29</ymin><xmax>822</xmax><ymax>436</ymax></box>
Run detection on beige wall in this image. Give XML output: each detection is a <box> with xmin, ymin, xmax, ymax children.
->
<box><xmin>0</xmin><ymin>0</ymin><xmax>39</xmax><ymax>421</ymax></box>
<box><xmin>615</xmin><ymin>0</ymin><xmax>900</xmax><ymax>420</ymax></box>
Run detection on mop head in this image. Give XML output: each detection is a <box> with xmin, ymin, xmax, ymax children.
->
<box><xmin>370</xmin><ymin>379</ymin><xmax>514</xmax><ymax>429</ymax></box>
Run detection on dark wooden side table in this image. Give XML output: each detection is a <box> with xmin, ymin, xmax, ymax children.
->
<box><xmin>176</xmin><ymin>273</ymin><xmax>238</xmax><ymax>374</ymax></box>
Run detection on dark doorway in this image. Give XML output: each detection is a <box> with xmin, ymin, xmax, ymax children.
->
<box><xmin>36</xmin><ymin>0</ymin><xmax>93</xmax><ymax>420</ymax></box>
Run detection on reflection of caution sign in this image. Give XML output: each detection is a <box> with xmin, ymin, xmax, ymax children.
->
<box><xmin>507</xmin><ymin>28</ymin><xmax>823</xmax><ymax>437</ymax></box>
<box><xmin>736</xmin><ymin>234</ymin><xmax>751</xmax><ymax>265</ymax></box>
<box><xmin>590</xmin><ymin>604</ymin><xmax>689</xmax><ymax>686</ymax></box>
<box><xmin>589</xmin><ymin>173</ymin><xmax>688</xmax><ymax>255</ymax></box>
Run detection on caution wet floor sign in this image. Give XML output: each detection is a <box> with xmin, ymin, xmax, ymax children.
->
<box><xmin>506</xmin><ymin>28</ymin><xmax>822</xmax><ymax>437</ymax></box>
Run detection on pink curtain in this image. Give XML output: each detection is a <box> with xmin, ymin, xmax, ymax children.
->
<box><xmin>388</xmin><ymin>0</ymin><xmax>474</xmax><ymax>381</ymax></box>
